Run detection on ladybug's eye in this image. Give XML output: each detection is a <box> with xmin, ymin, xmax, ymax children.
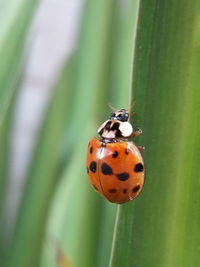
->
<box><xmin>109</xmin><ymin>110</ymin><xmax>129</xmax><ymax>122</ymax></box>
<box><xmin>117</xmin><ymin>114</ymin><xmax>122</xmax><ymax>119</ymax></box>
<box><xmin>124</xmin><ymin>113</ymin><xmax>129</xmax><ymax>121</ymax></box>
<box><xmin>117</xmin><ymin>113</ymin><xmax>129</xmax><ymax>122</ymax></box>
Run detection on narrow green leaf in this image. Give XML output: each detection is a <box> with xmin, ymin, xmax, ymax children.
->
<box><xmin>0</xmin><ymin>0</ymin><xmax>39</xmax><ymax>126</ymax></box>
<box><xmin>0</xmin><ymin>0</ymin><xmax>39</xmax><ymax>205</ymax></box>
<box><xmin>6</xmin><ymin>62</ymin><xmax>74</xmax><ymax>267</ymax></box>
<box><xmin>0</xmin><ymin>102</ymin><xmax>13</xmax><ymax>205</ymax></box>
<box><xmin>0</xmin><ymin>0</ymin><xmax>39</xmax><ymax>261</ymax></box>
<box><xmin>110</xmin><ymin>1</ymin><xmax>200</xmax><ymax>267</ymax></box>
<box><xmin>109</xmin><ymin>0</ymin><xmax>140</xmax><ymax>107</ymax></box>
<box><xmin>0</xmin><ymin>98</ymin><xmax>14</xmax><ymax>263</ymax></box>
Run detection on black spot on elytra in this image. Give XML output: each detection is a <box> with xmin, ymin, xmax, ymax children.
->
<box><xmin>112</xmin><ymin>151</ymin><xmax>118</xmax><ymax>158</ymax></box>
<box><xmin>86</xmin><ymin>167</ymin><xmax>89</xmax><ymax>174</ymax></box>
<box><xmin>89</xmin><ymin>161</ymin><xmax>97</xmax><ymax>173</ymax></box>
<box><xmin>134</xmin><ymin>163</ymin><xmax>144</xmax><ymax>172</ymax></box>
<box><xmin>125</xmin><ymin>147</ymin><xmax>130</xmax><ymax>154</ymax></box>
<box><xmin>116</xmin><ymin>172</ymin><xmax>129</xmax><ymax>181</ymax></box>
<box><xmin>92</xmin><ymin>184</ymin><xmax>98</xmax><ymax>191</ymax></box>
<box><xmin>89</xmin><ymin>146</ymin><xmax>93</xmax><ymax>153</ymax></box>
<box><xmin>132</xmin><ymin>185</ymin><xmax>140</xmax><ymax>193</ymax></box>
<box><xmin>123</xmin><ymin>188</ymin><xmax>128</xmax><ymax>194</ymax></box>
<box><xmin>109</xmin><ymin>188</ymin><xmax>117</xmax><ymax>193</ymax></box>
<box><xmin>101</xmin><ymin>163</ymin><xmax>113</xmax><ymax>175</ymax></box>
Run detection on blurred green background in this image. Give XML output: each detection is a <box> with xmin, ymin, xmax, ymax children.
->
<box><xmin>1</xmin><ymin>1</ymin><xmax>200</xmax><ymax>267</ymax></box>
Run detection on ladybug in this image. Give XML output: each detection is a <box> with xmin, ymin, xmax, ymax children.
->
<box><xmin>86</xmin><ymin>109</ymin><xmax>144</xmax><ymax>204</ymax></box>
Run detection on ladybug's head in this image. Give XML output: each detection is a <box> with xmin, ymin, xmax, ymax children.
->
<box><xmin>98</xmin><ymin>108</ymin><xmax>133</xmax><ymax>139</ymax></box>
<box><xmin>109</xmin><ymin>109</ymin><xmax>129</xmax><ymax>122</ymax></box>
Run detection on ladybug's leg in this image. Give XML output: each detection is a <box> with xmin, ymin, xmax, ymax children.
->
<box><xmin>137</xmin><ymin>146</ymin><xmax>145</xmax><ymax>152</ymax></box>
<box><xmin>129</xmin><ymin>128</ymin><xmax>142</xmax><ymax>138</ymax></box>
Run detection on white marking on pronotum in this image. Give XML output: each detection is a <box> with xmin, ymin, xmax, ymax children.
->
<box><xmin>119</xmin><ymin>122</ymin><xmax>133</xmax><ymax>137</ymax></box>
<box><xmin>97</xmin><ymin>120</ymin><xmax>109</xmax><ymax>134</ymax></box>
<box><xmin>98</xmin><ymin>120</ymin><xmax>133</xmax><ymax>139</ymax></box>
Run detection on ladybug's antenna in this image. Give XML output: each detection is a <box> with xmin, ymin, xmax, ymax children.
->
<box><xmin>108</xmin><ymin>103</ymin><xmax>118</xmax><ymax>112</ymax></box>
<box><xmin>108</xmin><ymin>102</ymin><xmax>135</xmax><ymax>116</ymax></box>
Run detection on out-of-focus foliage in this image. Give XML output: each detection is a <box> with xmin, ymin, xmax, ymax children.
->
<box><xmin>0</xmin><ymin>0</ymin><xmax>39</xmax><ymax>207</ymax></box>
<box><xmin>0</xmin><ymin>0</ymin><xmax>39</xmax><ymax>264</ymax></box>
<box><xmin>1</xmin><ymin>0</ymin><xmax>200</xmax><ymax>267</ymax></box>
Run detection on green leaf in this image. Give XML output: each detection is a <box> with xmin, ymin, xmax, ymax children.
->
<box><xmin>0</xmin><ymin>0</ymin><xmax>39</xmax><ymax>261</ymax></box>
<box><xmin>0</xmin><ymin>0</ymin><xmax>39</xmax><ymax>126</ymax></box>
<box><xmin>109</xmin><ymin>0</ymin><xmax>140</xmax><ymax>107</ymax></box>
<box><xmin>110</xmin><ymin>1</ymin><xmax>200</xmax><ymax>267</ymax></box>
<box><xmin>6</xmin><ymin>62</ymin><xmax>74</xmax><ymax>267</ymax></box>
<box><xmin>0</xmin><ymin>0</ymin><xmax>39</xmax><ymax>201</ymax></box>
